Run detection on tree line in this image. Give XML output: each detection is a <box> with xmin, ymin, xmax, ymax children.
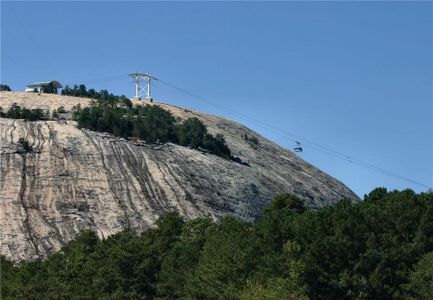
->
<box><xmin>0</xmin><ymin>103</ymin><xmax>49</xmax><ymax>121</ymax></box>
<box><xmin>1</xmin><ymin>188</ymin><xmax>432</xmax><ymax>299</ymax></box>
<box><xmin>0</xmin><ymin>84</ymin><xmax>233</xmax><ymax>160</ymax></box>
<box><xmin>0</xmin><ymin>84</ymin><xmax>11</xmax><ymax>91</ymax></box>
<box><xmin>69</xmin><ymin>84</ymin><xmax>232</xmax><ymax>160</ymax></box>
<box><xmin>62</xmin><ymin>84</ymin><xmax>133</xmax><ymax>104</ymax></box>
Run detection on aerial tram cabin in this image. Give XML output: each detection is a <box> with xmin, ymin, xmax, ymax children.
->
<box><xmin>294</xmin><ymin>141</ymin><xmax>303</xmax><ymax>153</ymax></box>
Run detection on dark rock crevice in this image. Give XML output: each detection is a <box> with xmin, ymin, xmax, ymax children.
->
<box><xmin>17</xmin><ymin>154</ymin><xmax>40</xmax><ymax>258</ymax></box>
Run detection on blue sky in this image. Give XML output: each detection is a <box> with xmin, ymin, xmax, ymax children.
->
<box><xmin>2</xmin><ymin>1</ymin><xmax>432</xmax><ymax>197</ymax></box>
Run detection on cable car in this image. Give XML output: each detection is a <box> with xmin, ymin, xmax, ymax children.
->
<box><xmin>294</xmin><ymin>141</ymin><xmax>303</xmax><ymax>153</ymax></box>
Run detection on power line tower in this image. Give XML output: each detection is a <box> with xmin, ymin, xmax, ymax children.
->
<box><xmin>128</xmin><ymin>72</ymin><xmax>158</xmax><ymax>100</ymax></box>
<box><xmin>143</xmin><ymin>73</ymin><xmax>158</xmax><ymax>101</ymax></box>
<box><xmin>129</xmin><ymin>72</ymin><xmax>145</xmax><ymax>99</ymax></box>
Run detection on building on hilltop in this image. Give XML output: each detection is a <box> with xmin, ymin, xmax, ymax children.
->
<box><xmin>25</xmin><ymin>80</ymin><xmax>63</xmax><ymax>94</ymax></box>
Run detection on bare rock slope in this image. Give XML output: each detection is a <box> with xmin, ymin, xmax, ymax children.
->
<box><xmin>0</xmin><ymin>92</ymin><xmax>359</xmax><ymax>261</ymax></box>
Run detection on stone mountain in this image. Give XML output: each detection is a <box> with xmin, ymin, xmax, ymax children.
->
<box><xmin>0</xmin><ymin>91</ymin><xmax>359</xmax><ymax>261</ymax></box>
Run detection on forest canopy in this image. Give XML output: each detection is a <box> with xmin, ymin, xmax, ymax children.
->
<box><xmin>2</xmin><ymin>188</ymin><xmax>432</xmax><ymax>300</ymax></box>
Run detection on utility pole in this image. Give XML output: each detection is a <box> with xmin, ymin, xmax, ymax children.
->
<box><xmin>129</xmin><ymin>72</ymin><xmax>158</xmax><ymax>101</ymax></box>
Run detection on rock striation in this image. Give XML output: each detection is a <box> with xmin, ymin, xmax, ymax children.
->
<box><xmin>0</xmin><ymin>92</ymin><xmax>359</xmax><ymax>261</ymax></box>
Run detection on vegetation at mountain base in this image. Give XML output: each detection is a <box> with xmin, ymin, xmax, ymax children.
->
<box><xmin>0</xmin><ymin>84</ymin><xmax>12</xmax><ymax>91</ymax></box>
<box><xmin>2</xmin><ymin>188</ymin><xmax>432</xmax><ymax>300</ymax></box>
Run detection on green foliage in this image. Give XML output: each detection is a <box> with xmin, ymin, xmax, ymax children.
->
<box><xmin>156</xmin><ymin>217</ymin><xmax>213</xmax><ymax>298</ymax></box>
<box><xmin>242</xmin><ymin>133</ymin><xmax>260</xmax><ymax>149</ymax></box>
<box><xmin>2</xmin><ymin>84</ymin><xmax>231</xmax><ymax>159</ymax></box>
<box><xmin>57</xmin><ymin>106</ymin><xmax>66</xmax><ymax>113</ymax></box>
<box><xmin>70</xmin><ymin>87</ymin><xmax>232</xmax><ymax>159</ymax></box>
<box><xmin>2</xmin><ymin>189</ymin><xmax>431</xmax><ymax>299</ymax></box>
<box><xmin>62</xmin><ymin>84</ymin><xmax>132</xmax><ymax>109</ymax></box>
<box><xmin>0</xmin><ymin>84</ymin><xmax>12</xmax><ymax>91</ymax></box>
<box><xmin>203</xmin><ymin>133</ymin><xmax>232</xmax><ymax>160</ymax></box>
<box><xmin>17</xmin><ymin>138</ymin><xmax>33</xmax><ymax>153</ymax></box>
<box><xmin>363</xmin><ymin>186</ymin><xmax>388</xmax><ymax>201</ymax></box>
<box><xmin>177</xmin><ymin>117</ymin><xmax>207</xmax><ymax>148</ymax></box>
<box><xmin>405</xmin><ymin>251</ymin><xmax>433</xmax><ymax>299</ymax></box>
<box><xmin>72</xmin><ymin>100</ymin><xmax>177</xmax><ymax>144</ymax></box>
<box><xmin>185</xmin><ymin>216</ymin><xmax>256</xmax><ymax>299</ymax></box>
<box><xmin>2</xmin><ymin>103</ymin><xmax>48</xmax><ymax>121</ymax></box>
<box><xmin>177</xmin><ymin>117</ymin><xmax>232</xmax><ymax>159</ymax></box>
<box><xmin>238</xmin><ymin>278</ymin><xmax>308</xmax><ymax>300</ymax></box>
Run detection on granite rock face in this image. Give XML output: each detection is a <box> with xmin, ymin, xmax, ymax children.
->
<box><xmin>0</xmin><ymin>92</ymin><xmax>359</xmax><ymax>261</ymax></box>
